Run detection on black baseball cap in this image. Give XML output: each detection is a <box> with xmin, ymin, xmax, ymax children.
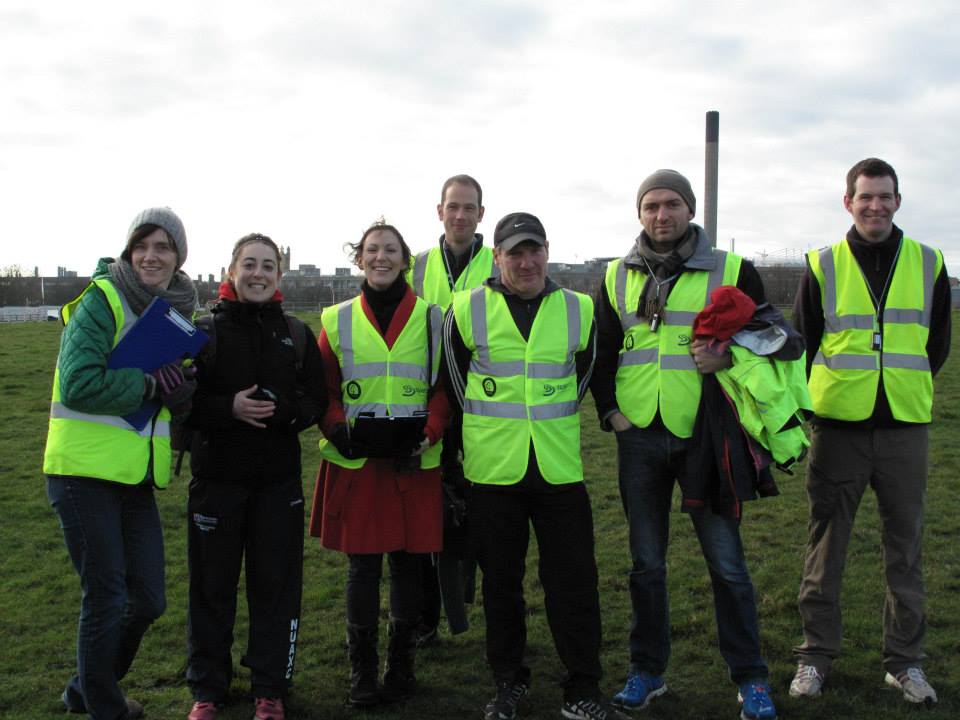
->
<box><xmin>494</xmin><ymin>212</ymin><xmax>546</xmax><ymax>252</ymax></box>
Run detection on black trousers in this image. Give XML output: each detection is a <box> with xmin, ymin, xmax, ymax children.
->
<box><xmin>186</xmin><ymin>474</ymin><xmax>304</xmax><ymax>701</ymax></box>
<box><xmin>470</xmin><ymin>477</ymin><xmax>603</xmax><ymax>702</ymax></box>
<box><xmin>347</xmin><ymin>551</ymin><xmax>422</xmax><ymax>626</ymax></box>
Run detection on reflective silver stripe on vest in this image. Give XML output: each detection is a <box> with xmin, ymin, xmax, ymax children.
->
<box><xmin>818</xmin><ymin>247</ymin><xmax>874</xmax><ymax>333</ymax></box>
<box><xmin>50</xmin><ymin>402</ymin><xmax>167</xmax><ymax>438</ymax></box>
<box><xmin>469</xmin><ymin>287</ymin><xmax>490</xmax><ymax>365</ymax></box>
<box><xmin>660</xmin><ymin>354</ymin><xmax>697</xmax><ymax>370</ymax></box>
<box><xmin>619</xmin><ymin>348</ymin><xmax>658</xmax><ymax>367</ymax></box>
<box><xmin>883</xmin><ymin>309</ymin><xmax>924</xmax><ymax>325</ymax></box>
<box><xmin>469</xmin><ymin>287</ymin><xmax>578</xmax><ymax>379</ymax></box>
<box><xmin>115</xmin><ymin>289</ymin><xmax>137</xmax><ymax>342</ymax></box>
<box><xmin>615</xmin><ymin>261</ymin><xmax>641</xmax><ymax>331</ymax></box>
<box><xmin>338</xmin><ymin>302</ymin><xmax>357</xmax><ymax>376</ymax></box>
<box><xmin>562</xmin><ymin>288</ymin><xmax>581</xmax><ymax>353</ymax></box>
<box><xmin>343</xmin><ymin>362</ymin><xmax>429</xmax><ymax>381</ymax></box>
<box><xmin>470</xmin><ymin>358</ymin><xmax>526</xmax><ymax>376</ymax></box>
<box><xmin>464</xmin><ymin>399</ymin><xmax>527</xmax><ymax>419</ymax></box>
<box><xmin>826</xmin><ymin>314</ymin><xmax>874</xmax><ymax>332</ymax></box>
<box><xmin>412</xmin><ymin>251</ymin><xmax>430</xmax><ymax>296</ymax></box>
<box><xmin>920</xmin><ymin>243</ymin><xmax>937</xmax><ymax>328</ymax></box>
<box><xmin>528</xmin><ymin>361</ymin><xmax>575</xmax><ymax>379</ymax></box>
<box><xmin>463</xmin><ymin>398</ymin><xmax>578</xmax><ymax>420</ymax></box>
<box><xmin>819</xmin><ymin>247</ymin><xmax>838</xmax><ymax>319</ymax></box>
<box><xmin>812</xmin><ymin>351</ymin><xmax>877</xmax><ymax>370</ymax></box>
<box><xmin>337</xmin><ymin>302</ymin><xmax>432</xmax><ymax>383</ymax></box>
<box><xmin>428</xmin><ymin>304</ymin><xmax>443</xmax><ymax>385</ymax></box>
<box><xmin>883</xmin><ymin>353</ymin><xmax>931</xmax><ymax>371</ymax></box>
<box><xmin>663</xmin><ymin>310</ymin><xmax>697</xmax><ymax>325</ymax></box>
<box><xmin>820</xmin><ymin>241</ymin><xmax>937</xmax><ymax>331</ymax></box>
<box><xmin>705</xmin><ymin>250</ymin><xmax>728</xmax><ymax>298</ymax></box>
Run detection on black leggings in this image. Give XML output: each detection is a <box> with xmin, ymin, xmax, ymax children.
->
<box><xmin>347</xmin><ymin>551</ymin><xmax>422</xmax><ymax>626</ymax></box>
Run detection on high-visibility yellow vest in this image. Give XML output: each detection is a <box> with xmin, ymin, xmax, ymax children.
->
<box><xmin>717</xmin><ymin>344</ymin><xmax>812</xmax><ymax>466</ymax></box>
<box><xmin>408</xmin><ymin>243</ymin><xmax>497</xmax><ymax>309</ymax></box>
<box><xmin>452</xmin><ymin>286</ymin><xmax>593</xmax><ymax>485</ymax></box>
<box><xmin>808</xmin><ymin>237</ymin><xmax>941</xmax><ymax>422</ymax></box>
<box><xmin>604</xmin><ymin>251</ymin><xmax>742</xmax><ymax>438</ymax></box>
<box><xmin>319</xmin><ymin>294</ymin><xmax>444</xmax><ymax>469</ymax></box>
<box><xmin>43</xmin><ymin>279</ymin><xmax>172</xmax><ymax>487</ymax></box>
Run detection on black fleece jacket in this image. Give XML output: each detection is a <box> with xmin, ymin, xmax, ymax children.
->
<box><xmin>187</xmin><ymin>299</ymin><xmax>327</xmax><ymax>483</ymax></box>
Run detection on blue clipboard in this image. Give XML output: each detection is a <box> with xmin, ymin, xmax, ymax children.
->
<box><xmin>107</xmin><ymin>297</ymin><xmax>208</xmax><ymax>430</ymax></box>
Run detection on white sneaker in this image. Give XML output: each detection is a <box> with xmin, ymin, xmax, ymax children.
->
<box><xmin>788</xmin><ymin>664</ymin><xmax>824</xmax><ymax>698</ymax></box>
<box><xmin>885</xmin><ymin>667</ymin><xmax>937</xmax><ymax>705</ymax></box>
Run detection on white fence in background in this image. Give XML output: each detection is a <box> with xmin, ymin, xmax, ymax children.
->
<box><xmin>0</xmin><ymin>306</ymin><xmax>60</xmax><ymax>323</ymax></box>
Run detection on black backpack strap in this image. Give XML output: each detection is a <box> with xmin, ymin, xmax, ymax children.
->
<box><xmin>284</xmin><ymin>314</ymin><xmax>308</xmax><ymax>372</ymax></box>
<box><xmin>195</xmin><ymin>314</ymin><xmax>217</xmax><ymax>367</ymax></box>
<box><xmin>174</xmin><ymin>314</ymin><xmax>216</xmax><ymax>476</ymax></box>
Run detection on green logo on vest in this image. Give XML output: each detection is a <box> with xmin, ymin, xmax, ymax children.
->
<box><xmin>401</xmin><ymin>384</ymin><xmax>425</xmax><ymax>397</ymax></box>
<box><xmin>482</xmin><ymin>377</ymin><xmax>497</xmax><ymax>397</ymax></box>
<box><xmin>543</xmin><ymin>382</ymin><xmax>571</xmax><ymax>397</ymax></box>
<box><xmin>625</xmin><ymin>335</ymin><xmax>635</xmax><ymax>350</ymax></box>
<box><xmin>678</xmin><ymin>334</ymin><xmax>691</xmax><ymax>346</ymax></box>
<box><xmin>346</xmin><ymin>381</ymin><xmax>361</xmax><ymax>399</ymax></box>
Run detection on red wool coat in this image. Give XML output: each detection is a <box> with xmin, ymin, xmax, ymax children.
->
<box><xmin>308</xmin><ymin>287</ymin><xmax>449</xmax><ymax>554</ymax></box>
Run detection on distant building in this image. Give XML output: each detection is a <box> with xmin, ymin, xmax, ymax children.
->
<box><xmin>335</xmin><ymin>267</ymin><xmax>352</xmax><ymax>277</ymax></box>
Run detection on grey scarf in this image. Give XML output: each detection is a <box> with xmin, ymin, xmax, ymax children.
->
<box><xmin>108</xmin><ymin>258</ymin><xmax>198</xmax><ymax>318</ymax></box>
<box><xmin>629</xmin><ymin>227</ymin><xmax>698</xmax><ymax>320</ymax></box>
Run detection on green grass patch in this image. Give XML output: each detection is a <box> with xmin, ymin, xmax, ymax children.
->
<box><xmin>1</xmin><ymin>313</ymin><xmax>958</xmax><ymax>719</ymax></box>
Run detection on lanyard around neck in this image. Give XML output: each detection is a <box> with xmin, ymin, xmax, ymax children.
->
<box><xmin>442</xmin><ymin>239</ymin><xmax>478</xmax><ymax>291</ymax></box>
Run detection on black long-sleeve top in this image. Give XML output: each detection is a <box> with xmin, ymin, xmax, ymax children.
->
<box><xmin>187</xmin><ymin>298</ymin><xmax>327</xmax><ymax>483</ymax></box>
<box><xmin>791</xmin><ymin>225</ymin><xmax>952</xmax><ymax>428</ymax></box>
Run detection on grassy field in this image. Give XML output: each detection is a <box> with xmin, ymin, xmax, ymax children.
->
<box><xmin>1</xmin><ymin>313</ymin><xmax>958</xmax><ymax>720</ymax></box>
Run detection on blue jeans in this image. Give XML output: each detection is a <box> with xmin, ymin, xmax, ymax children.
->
<box><xmin>615</xmin><ymin>424</ymin><xmax>767</xmax><ymax>684</ymax></box>
<box><xmin>48</xmin><ymin>476</ymin><xmax>166</xmax><ymax>720</ymax></box>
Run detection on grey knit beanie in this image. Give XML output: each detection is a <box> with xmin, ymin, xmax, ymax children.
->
<box><xmin>126</xmin><ymin>207</ymin><xmax>188</xmax><ymax>269</ymax></box>
<box><xmin>636</xmin><ymin>169</ymin><xmax>696</xmax><ymax>216</ymax></box>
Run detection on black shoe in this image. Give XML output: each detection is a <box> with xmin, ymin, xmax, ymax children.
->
<box><xmin>561</xmin><ymin>698</ymin><xmax>629</xmax><ymax>720</ymax></box>
<box><xmin>484</xmin><ymin>680</ymin><xmax>529</xmax><ymax>720</ymax></box>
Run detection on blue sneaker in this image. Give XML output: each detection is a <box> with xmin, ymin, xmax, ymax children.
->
<box><xmin>738</xmin><ymin>680</ymin><xmax>776</xmax><ymax>720</ymax></box>
<box><xmin>611</xmin><ymin>671</ymin><xmax>666</xmax><ymax>709</ymax></box>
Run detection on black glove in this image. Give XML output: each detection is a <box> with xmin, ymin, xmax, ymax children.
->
<box><xmin>329</xmin><ymin>423</ymin><xmax>365</xmax><ymax>460</ymax></box>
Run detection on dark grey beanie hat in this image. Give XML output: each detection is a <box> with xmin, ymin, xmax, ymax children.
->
<box><xmin>126</xmin><ymin>207</ymin><xmax>188</xmax><ymax>269</ymax></box>
<box><xmin>636</xmin><ymin>169</ymin><xmax>696</xmax><ymax>216</ymax></box>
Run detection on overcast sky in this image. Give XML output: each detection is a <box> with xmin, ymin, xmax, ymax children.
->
<box><xmin>4</xmin><ymin>0</ymin><xmax>959</xmax><ymax>280</ymax></box>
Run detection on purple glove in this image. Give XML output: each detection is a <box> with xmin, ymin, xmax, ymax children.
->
<box><xmin>149</xmin><ymin>363</ymin><xmax>196</xmax><ymax>415</ymax></box>
<box><xmin>151</xmin><ymin>363</ymin><xmax>185</xmax><ymax>395</ymax></box>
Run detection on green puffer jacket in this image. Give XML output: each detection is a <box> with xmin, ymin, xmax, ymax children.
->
<box><xmin>55</xmin><ymin>258</ymin><xmax>146</xmax><ymax>416</ymax></box>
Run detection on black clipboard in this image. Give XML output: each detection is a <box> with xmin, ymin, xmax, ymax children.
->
<box><xmin>350</xmin><ymin>412</ymin><xmax>428</xmax><ymax>458</ymax></box>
